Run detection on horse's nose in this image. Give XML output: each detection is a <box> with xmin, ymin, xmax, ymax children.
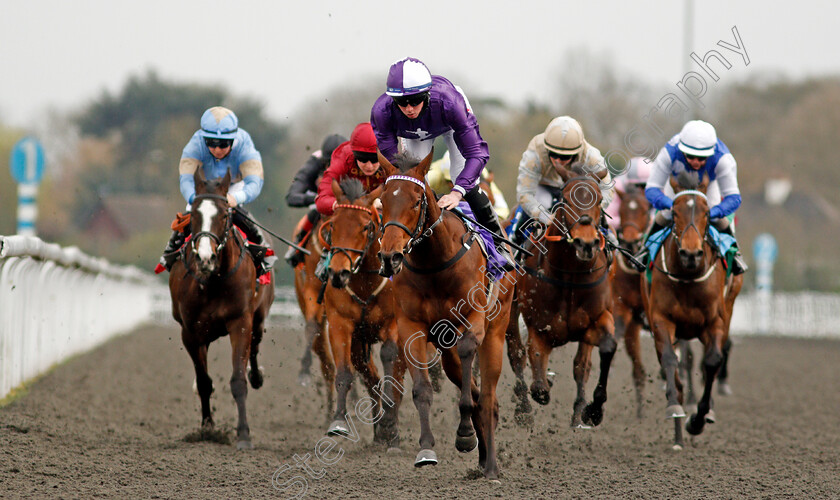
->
<box><xmin>329</xmin><ymin>269</ymin><xmax>350</xmax><ymax>289</ymax></box>
<box><xmin>377</xmin><ymin>251</ymin><xmax>403</xmax><ymax>277</ymax></box>
<box><xmin>678</xmin><ymin>248</ymin><xmax>703</xmax><ymax>267</ymax></box>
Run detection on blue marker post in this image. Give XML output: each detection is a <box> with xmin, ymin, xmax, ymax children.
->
<box><xmin>752</xmin><ymin>233</ymin><xmax>778</xmax><ymax>335</ymax></box>
<box><xmin>9</xmin><ymin>137</ymin><xmax>46</xmax><ymax>237</ymax></box>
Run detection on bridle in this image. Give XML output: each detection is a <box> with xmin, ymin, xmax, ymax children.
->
<box><xmin>380</xmin><ymin>175</ymin><xmax>443</xmax><ymax>254</ymax></box>
<box><xmin>669</xmin><ymin>190</ymin><xmax>710</xmax><ymax>249</ymax></box>
<box><xmin>544</xmin><ymin>176</ymin><xmax>604</xmax><ymax>248</ymax></box>
<box><xmin>328</xmin><ymin>203</ymin><xmax>381</xmax><ymax>274</ymax></box>
<box><xmin>190</xmin><ymin>193</ymin><xmax>233</xmax><ymax>255</ymax></box>
<box><xmin>654</xmin><ymin>189</ymin><xmax>720</xmax><ymax>282</ymax></box>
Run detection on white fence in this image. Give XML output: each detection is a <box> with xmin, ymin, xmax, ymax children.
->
<box><xmin>0</xmin><ymin>235</ymin><xmax>156</xmax><ymax>400</ymax></box>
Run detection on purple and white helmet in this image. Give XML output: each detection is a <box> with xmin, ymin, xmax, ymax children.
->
<box><xmin>386</xmin><ymin>57</ymin><xmax>433</xmax><ymax>97</ymax></box>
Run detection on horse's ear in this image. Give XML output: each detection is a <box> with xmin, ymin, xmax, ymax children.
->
<box><xmin>361</xmin><ymin>185</ymin><xmax>384</xmax><ymax>206</ymax></box>
<box><xmin>220</xmin><ymin>169</ymin><xmax>232</xmax><ymax>193</ymax></box>
<box><xmin>194</xmin><ymin>168</ymin><xmax>206</xmax><ymax>193</ymax></box>
<box><xmin>331</xmin><ymin>179</ymin><xmax>344</xmax><ymax>202</ymax></box>
<box><xmin>615</xmin><ymin>187</ymin><xmax>625</xmax><ymax>201</ymax></box>
<box><xmin>378</xmin><ymin>150</ymin><xmax>397</xmax><ymax>177</ymax></box>
<box><xmin>698</xmin><ymin>175</ymin><xmax>709</xmax><ymax>194</ymax></box>
<box><xmin>556</xmin><ymin>164</ymin><xmax>572</xmax><ymax>183</ymax></box>
<box><xmin>414</xmin><ymin>147</ymin><xmax>434</xmax><ymax>178</ymax></box>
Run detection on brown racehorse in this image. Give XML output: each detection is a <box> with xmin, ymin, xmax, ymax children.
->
<box><xmin>641</xmin><ymin>174</ymin><xmax>743</xmax><ymax>449</ymax></box>
<box><xmin>322</xmin><ymin>178</ymin><xmax>406</xmax><ymax>448</ymax></box>
<box><xmin>512</xmin><ymin>167</ymin><xmax>617</xmax><ymax>428</ymax></box>
<box><xmin>377</xmin><ymin>151</ymin><xmax>515</xmax><ymax>479</ymax></box>
<box><xmin>292</xmin><ymin>217</ymin><xmax>336</xmax><ymax>419</ymax></box>
<box><xmin>169</xmin><ymin>169</ymin><xmax>275</xmax><ymax>449</ymax></box>
<box><xmin>611</xmin><ymin>182</ymin><xmax>651</xmax><ymax>418</ymax></box>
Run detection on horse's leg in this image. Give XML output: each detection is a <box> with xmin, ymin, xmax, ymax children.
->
<box><xmin>570</xmin><ymin>342</ymin><xmax>593</xmax><ymax>428</ymax></box>
<box><xmin>624</xmin><ymin>318</ymin><xmax>646</xmax><ymax>419</ymax></box>
<box><xmin>184</xmin><ymin>336</ymin><xmax>214</xmax><ymax>429</ymax></box>
<box><xmin>350</xmin><ymin>330</ymin><xmax>386</xmax><ymax>443</ymax></box>
<box><xmin>505</xmin><ymin>298</ymin><xmax>532</xmax><ymax>425</ymax></box>
<box><xmin>298</xmin><ymin>318</ymin><xmax>317</xmax><ymax>386</ymax></box>
<box><xmin>248</xmin><ymin>305</ymin><xmax>266</xmax><ymax>390</ymax></box>
<box><xmin>326</xmin><ymin>314</ymin><xmax>354</xmax><ymax>436</ymax></box>
<box><xmin>476</xmin><ymin>317</ymin><xmax>505</xmax><ymax>479</ymax></box>
<box><xmin>427</xmin><ymin>343</ymin><xmax>444</xmax><ymax>393</ymax></box>
<box><xmin>227</xmin><ymin>317</ymin><xmax>254</xmax><ymax>450</ymax></box>
<box><xmin>527</xmin><ymin>327</ymin><xmax>553</xmax><ymax>405</ymax></box>
<box><xmin>311</xmin><ymin>313</ymin><xmax>335</xmax><ymax>422</ymax></box>
<box><xmin>717</xmin><ymin>337</ymin><xmax>733</xmax><ymax>396</ymax></box>
<box><xmin>652</xmin><ymin>316</ymin><xmax>685</xmax><ymax>449</ymax></box>
<box><xmin>448</xmin><ymin>329</ymin><xmax>481</xmax><ymax>454</ymax></box>
<box><xmin>687</xmin><ymin>332</ymin><xmax>725</xmax><ymax>435</ymax></box>
<box><xmin>679</xmin><ymin>340</ymin><xmax>697</xmax><ymax>407</ymax></box>
<box><xmin>377</xmin><ymin>320</ymin><xmax>403</xmax><ymax>449</ymax></box>
<box><xmin>400</xmin><ymin>320</ymin><xmax>438</xmax><ymax>467</ymax></box>
<box><xmin>583</xmin><ymin>314</ymin><xmax>617</xmax><ymax>428</ymax></box>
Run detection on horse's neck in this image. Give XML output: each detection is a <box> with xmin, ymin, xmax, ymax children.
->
<box><xmin>219</xmin><ymin>229</ymin><xmax>244</xmax><ymax>271</ymax></box>
<box><xmin>415</xmin><ymin>212</ymin><xmax>463</xmax><ymax>264</ymax></box>
<box><xmin>349</xmin><ymin>239</ymin><xmax>384</xmax><ymax>289</ymax></box>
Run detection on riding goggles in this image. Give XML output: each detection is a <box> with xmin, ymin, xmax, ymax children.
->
<box><xmin>353</xmin><ymin>151</ymin><xmax>379</xmax><ymax>164</ymax></box>
<box><xmin>204</xmin><ymin>138</ymin><xmax>234</xmax><ymax>149</ymax></box>
<box><xmin>392</xmin><ymin>92</ymin><xmax>428</xmax><ymax>107</ymax></box>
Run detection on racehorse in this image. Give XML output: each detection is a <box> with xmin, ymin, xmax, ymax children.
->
<box><xmin>292</xmin><ymin>217</ymin><xmax>336</xmax><ymax>420</ymax></box>
<box><xmin>611</xmin><ymin>182</ymin><xmax>651</xmax><ymax>418</ymax></box>
<box><xmin>641</xmin><ymin>174</ymin><xmax>743</xmax><ymax>449</ymax></box>
<box><xmin>512</xmin><ymin>166</ymin><xmax>617</xmax><ymax>428</ymax></box>
<box><xmin>377</xmin><ymin>151</ymin><xmax>515</xmax><ymax>480</ymax></box>
<box><xmin>322</xmin><ymin>178</ymin><xmax>406</xmax><ymax>448</ymax></box>
<box><xmin>168</xmin><ymin>169</ymin><xmax>275</xmax><ymax>449</ymax></box>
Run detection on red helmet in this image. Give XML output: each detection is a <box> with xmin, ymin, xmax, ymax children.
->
<box><xmin>350</xmin><ymin>122</ymin><xmax>377</xmax><ymax>153</ymax></box>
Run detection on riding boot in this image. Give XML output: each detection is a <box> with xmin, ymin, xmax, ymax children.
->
<box><xmin>285</xmin><ymin>209</ymin><xmax>318</xmax><ymax>268</ymax></box>
<box><xmin>508</xmin><ymin>210</ymin><xmax>531</xmax><ymax>264</ymax></box>
<box><xmin>632</xmin><ymin>220</ymin><xmax>666</xmax><ymax>271</ymax></box>
<box><xmin>717</xmin><ymin>225</ymin><xmax>748</xmax><ymax>275</ymax></box>
<box><xmin>234</xmin><ymin>209</ymin><xmax>276</xmax><ymax>276</ymax></box>
<box><xmin>464</xmin><ymin>186</ymin><xmax>515</xmax><ymax>271</ymax></box>
<box><xmin>158</xmin><ymin>230</ymin><xmax>184</xmax><ymax>272</ymax></box>
<box><xmin>284</xmin><ymin>230</ymin><xmax>305</xmax><ymax>267</ymax></box>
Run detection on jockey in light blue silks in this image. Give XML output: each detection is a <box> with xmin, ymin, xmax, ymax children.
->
<box><xmin>370</xmin><ymin>57</ymin><xmax>515</xmax><ymax>271</ymax></box>
<box><xmin>638</xmin><ymin>120</ymin><xmax>747</xmax><ymax>275</ymax></box>
<box><xmin>157</xmin><ymin>106</ymin><xmax>275</xmax><ymax>276</ymax></box>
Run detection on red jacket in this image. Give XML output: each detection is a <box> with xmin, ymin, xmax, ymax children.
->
<box><xmin>315</xmin><ymin>123</ymin><xmax>384</xmax><ymax>215</ymax></box>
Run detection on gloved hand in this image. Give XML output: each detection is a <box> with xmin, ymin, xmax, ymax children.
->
<box><xmin>709</xmin><ymin>205</ymin><xmax>723</xmax><ymax>219</ymax></box>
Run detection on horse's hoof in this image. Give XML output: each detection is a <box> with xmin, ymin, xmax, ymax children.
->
<box><xmin>530</xmin><ymin>386</ymin><xmax>551</xmax><ymax>406</ymax></box>
<box><xmin>704</xmin><ymin>409</ymin><xmax>717</xmax><ymax>424</ymax></box>
<box><xmin>386</xmin><ymin>447</ymin><xmax>402</xmax><ymax>455</ymax></box>
<box><xmin>236</xmin><ymin>440</ymin><xmax>253</xmax><ymax>450</ymax></box>
<box><xmin>414</xmin><ymin>449</ymin><xmax>438</xmax><ymax>467</ymax></box>
<box><xmin>582</xmin><ymin>404</ymin><xmax>604</xmax><ymax>427</ymax></box>
<box><xmin>718</xmin><ymin>381</ymin><xmax>733</xmax><ymax>396</ymax></box>
<box><xmin>298</xmin><ymin>372</ymin><xmax>312</xmax><ymax>387</ymax></box>
<box><xmin>572</xmin><ymin>423</ymin><xmax>592</xmax><ymax>430</ymax></box>
<box><xmin>665</xmin><ymin>404</ymin><xmax>686</xmax><ymax>419</ymax></box>
<box><xmin>671</xmin><ymin>443</ymin><xmax>684</xmax><ymax>451</ymax></box>
<box><xmin>489</xmin><ymin>479</ymin><xmax>502</xmax><ymax>485</ymax></box>
<box><xmin>247</xmin><ymin>365</ymin><xmax>264</xmax><ymax>389</ymax></box>
<box><xmin>455</xmin><ymin>432</ymin><xmax>478</xmax><ymax>453</ymax></box>
<box><xmin>685</xmin><ymin>414</ymin><xmax>705</xmax><ymax>435</ymax></box>
<box><xmin>326</xmin><ymin>420</ymin><xmax>349</xmax><ymax>437</ymax></box>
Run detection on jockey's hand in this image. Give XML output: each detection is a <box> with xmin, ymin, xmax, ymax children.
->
<box><xmin>437</xmin><ymin>191</ymin><xmax>463</xmax><ymax>210</ymax></box>
<box><xmin>226</xmin><ymin>193</ymin><xmax>238</xmax><ymax>207</ymax></box>
<box><xmin>373</xmin><ymin>198</ymin><xmax>382</xmax><ymax>211</ymax></box>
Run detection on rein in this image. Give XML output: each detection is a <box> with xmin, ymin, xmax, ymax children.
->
<box><xmin>329</xmin><ymin>204</ymin><xmax>381</xmax><ymax>274</ymax></box>
<box><xmin>183</xmin><ymin>193</ymin><xmax>248</xmax><ymax>286</ymax></box>
<box><xmin>651</xmin><ymin>190</ymin><xmax>719</xmax><ymax>283</ymax></box>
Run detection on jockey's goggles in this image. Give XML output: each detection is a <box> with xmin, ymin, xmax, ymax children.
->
<box><xmin>684</xmin><ymin>154</ymin><xmax>709</xmax><ymax>162</ymax></box>
<box><xmin>392</xmin><ymin>92</ymin><xmax>428</xmax><ymax>107</ymax></box>
<box><xmin>204</xmin><ymin>138</ymin><xmax>233</xmax><ymax>149</ymax></box>
<box><xmin>353</xmin><ymin>151</ymin><xmax>379</xmax><ymax>164</ymax></box>
<box><xmin>548</xmin><ymin>151</ymin><xmax>576</xmax><ymax>162</ymax></box>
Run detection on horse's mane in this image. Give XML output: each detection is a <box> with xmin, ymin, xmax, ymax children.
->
<box><xmin>675</xmin><ymin>169</ymin><xmax>702</xmax><ymax>190</ymax></box>
<box><xmin>339</xmin><ymin>177</ymin><xmax>366</xmax><ymax>202</ymax></box>
<box><xmin>391</xmin><ymin>152</ymin><xmax>420</xmax><ymax>173</ymax></box>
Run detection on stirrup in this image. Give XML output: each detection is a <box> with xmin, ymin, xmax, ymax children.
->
<box><xmin>732</xmin><ymin>254</ymin><xmax>748</xmax><ymax>275</ymax></box>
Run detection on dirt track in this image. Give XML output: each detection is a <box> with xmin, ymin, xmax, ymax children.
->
<box><xmin>2</xmin><ymin>317</ymin><xmax>839</xmax><ymax>499</ymax></box>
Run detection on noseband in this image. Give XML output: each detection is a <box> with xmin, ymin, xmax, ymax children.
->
<box><xmin>670</xmin><ymin>190</ymin><xmax>710</xmax><ymax>249</ymax></box>
<box><xmin>381</xmin><ymin>175</ymin><xmax>443</xmax><ymax>254</ymax></box>
<box><xmin>190</xmin><ymin>193</ymin><xmax>233</xmax><ymax>254</ymax></box>
<box><xmin>328</xmin><ymin>204</ymin><xmax>380</xmax><ymax>274</ymax></box>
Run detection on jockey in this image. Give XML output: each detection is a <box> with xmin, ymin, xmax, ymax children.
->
<box><xmin>508</xmin><ymin>115</ymin><xmax>616</xmax><ymax>260</ymax></box>
<box><xmin>638</xmin><ymin>120</ymin><xmax>747</xmax><ymax>275</ymax></box>
<box><xmin>156</xmin><ymin>106</ymin><xmax>274</xmax><ymax>276</ymax></box>
<box><xmin>604</xmin><ymin>156</ymin><xmax>652</xmax><ymax>229</ymax></box>
<box><xmin>370</xmin><ymin>56</ymin><xmax>515</xmax><ymax>270</ymax></box>
<box><xmin>313</xmin><ymin>122</ymin><xmax>386</xmax><ymax>281</ymax></box>
<box><xmin>427</xmin><ymin>150</ymin><xmax>510</xmax><ymax>219</ymax></box>
<box><xmin>283</xmin><ymin>133</ymin><xmax>347</xmax><ymax>267</ymax></box>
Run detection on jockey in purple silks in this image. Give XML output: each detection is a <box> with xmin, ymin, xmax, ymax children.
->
<box><xmin>370</xmin><ymin>57</ymin><xmax>515</xmax><ymax>271</ymax></box>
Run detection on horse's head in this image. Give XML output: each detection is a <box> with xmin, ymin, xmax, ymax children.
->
<box><xmin>616</xmin><ymin>183</ymin><xmax>651</xmax><ymax>255</ymax></box>
<box><xmin>190</xmin><ymin>169</ymin><xmax>232</xmax><ymax>276</ymax></box>
<box><xmin>550</xmin><ymin>167</ymin><xmax>604</xmax><ymax>261</ymax></box>
<box><xmin>326</xmin><ymin>178</ymin><xmax>383</xmax><ymax>289</ymax></box>
<box><xmin>377</xmin><ymin>150</ymin><xmax>435</xmax><ymax>277</ymax></box>
<box><xmin>670</xmin><ymin>172</ymin><xmax>711</xmax><ymax>271</ymax></box>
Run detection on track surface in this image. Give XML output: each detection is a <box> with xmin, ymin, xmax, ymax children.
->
<box><xmin>2</xmin><ymin>319</ymin><xmax>839</xmax><ymax>499</ymax></box>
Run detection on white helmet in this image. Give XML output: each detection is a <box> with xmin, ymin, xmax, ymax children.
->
<box><xmin>678</xmin><ymin>120</ymin><xmax>717</xmax><ymax>157</ymax></box>
<box><xmin>626</xmin><ymin>157</ymin><xmax>652</xmax><ymax>184</ymax></box>
<box><xmin>544</xmin><ymin>116</ymin><xmax>584</xmax><ymax>156</ymax></box>
<box><xmin>386</xmin><ymin>57</ymin><xmax>433</xmax><ymax>97</ymax></box>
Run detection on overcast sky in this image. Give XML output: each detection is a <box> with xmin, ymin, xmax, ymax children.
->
<box><xmin>2</xmin><ymin>0</ymin><xmax>838</xmax><ymax>128</ymax></box>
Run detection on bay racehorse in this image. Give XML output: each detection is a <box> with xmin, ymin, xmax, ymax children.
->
<box><xmin>292</xmin><ymin>216</ymin><xmax>336</xmax><ymax>420</ymax></box>
<box><xmin>169</xmin><ymin>169</ymin><xmax>275</xmax><ymax>449</ymax></box>
<box><xmin>641</xmin><ymin>174</ymin><xmax>743</xmax><ymax>449</ymax></box>
<box><xmin>513</xmin><ymin>166</ymin><xmax>617</xmax><ymax>428</ymax></box>
<box><xmin>611</xmin><ymin>182</ymin><xmax>651</xmax><ymax>418</ymax></box>
<box><xmin>322</xmin><ymin>178</ymin><xmax>406</xmax><ymax>448</ymax></box>
<box><xmin>377</xmin><ymin>151</ymin><xmax>515</xmax><ymax>480</ymax></box>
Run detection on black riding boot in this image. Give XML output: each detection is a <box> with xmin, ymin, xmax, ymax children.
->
<box><xmin>233</xmin><ymin>208</ymin><xmax>275</xmax><ymax>275</ymax></box>
<box><xmin>717</xmin><ymin>224</ymin><xmax>748</xmax><ymax>275</ymax></box>
<box><xmin>285</xmin><ymin>208</ymin><xmax>319</xmax><ymax>268</ymax></box>
<box><xmin>632</xmin><ymin>220</ymin><xmax>666</xmax><ymax>271</ymax></box>
<box><xmin>159</xmin><ymin>229</ymin><xmax>186</xmax><ymax>271</ymax></box>
<box><xmin>464</xmin><ymin>186</ymin><xmax>515</xmax><ymax>271</ymax></box>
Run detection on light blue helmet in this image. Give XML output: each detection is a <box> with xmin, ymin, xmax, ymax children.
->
<box><xmin>200</xmin><ymin>106</ymin><xmax>239</xmax><ymax>139</ymax></box>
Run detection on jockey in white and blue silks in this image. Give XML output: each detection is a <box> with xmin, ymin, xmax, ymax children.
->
<box><xmin>370</xmin><ymin>57</ymin><xmax>514</xmax><ymax>271</ymax></box>
<box><xmin>157</xmin><ymin>106</ymin><xmax>274</xmax><ymax>275</ymax></box>
<box><xmin>641</xmin><ymin>120</ymin><xmax>747</xmax><ymax>275</ymax></box>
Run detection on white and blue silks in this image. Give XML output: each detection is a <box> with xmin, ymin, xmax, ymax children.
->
<box><xmin>645</xmin><ymin>225</ymin><xmax>737</xmax><ymax>260</ymax></box>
